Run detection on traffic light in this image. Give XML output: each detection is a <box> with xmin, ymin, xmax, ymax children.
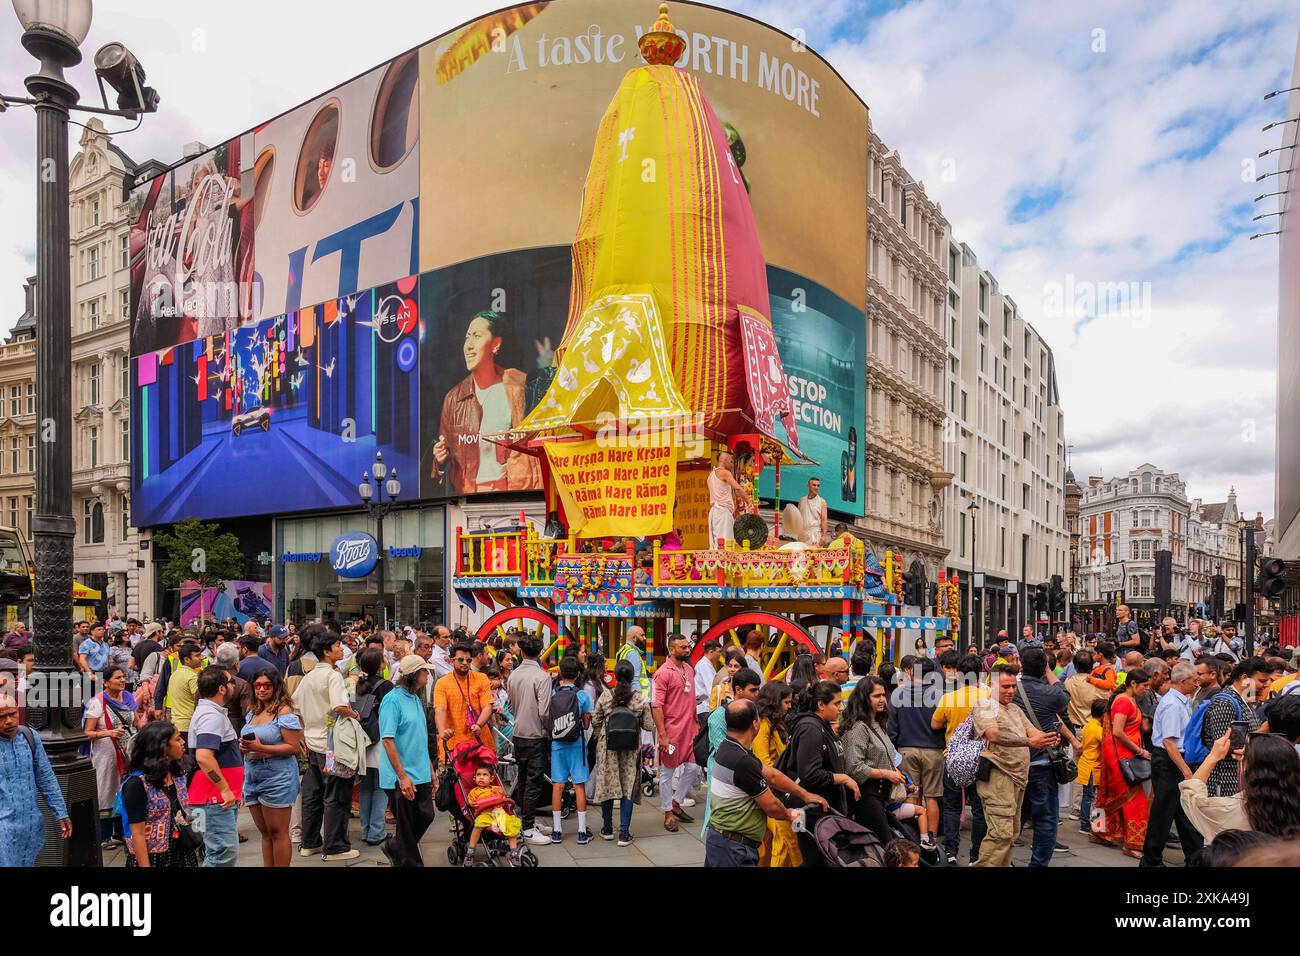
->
<box><xmin>1211</xmin><ymin>574</ymin><xmax>1226</xmax><ymax>620</ymax></box>
<box><xmin>901</xmin><ymin>570</ymin><xmax>915</xmax><ymax>607</ymax></box>
<box><xmin>1256</xmin><ymin>557</ymin><xmax>1287</xmax><ymax>600</ymax></box>
<box><xmin>1049</xmin><ymin>574</ymin><xmax>1065</xmax><ymax>620</ymax></box>
<box><xmin>1034</xmin><ymin>583</ymin><xmax>1049</xmax><ymax>616</ymax></box>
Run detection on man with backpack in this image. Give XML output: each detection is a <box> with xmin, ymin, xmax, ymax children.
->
<box><xmin>509</xmin><ymin>634</ymin><xmax>555</xmax><ymax>846</ymax></box>
<box><xmin>1198</xmin><ymin>658</ymin><xmax>1268</xmax><ymax>796</ymax></box>
<box><xmin>932</xmin><ymin>654</ymin><xmax>989</xmax><ymax>866</ymax></box>
<box><xmin>0</xmin><ymin>694</ymin><xmax>71</xmax><ymax>866</ymax></box>
<box><xmin>548</xmin><ymin>655</ymin><xmax>594</xmax><ymax>845</ymax></box>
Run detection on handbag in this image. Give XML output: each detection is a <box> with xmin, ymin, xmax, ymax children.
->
<box><xmin>1109</xmin><ymin>708</ymin><xmax>1151</xmax><ymax>785</ymax></box>
<box><xmin>1016</xmin><ymin>683</ymin><xmax>1078</xmax><ymax>785</ymax></box>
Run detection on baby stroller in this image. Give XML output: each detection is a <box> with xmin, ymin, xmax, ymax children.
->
<box><xmin>639</xmin><ymin>743</ymin><xmax>657</xmax><ymax>797</ymax></box>
<box><xmin>805</xmin><ymin>808</ymin><xmax>886</xmax><ymax>867</ymax></box>
<box><xmin>440</xmin><ymin>741</ymin><xmax>539</xmax><ymax>867</ymax></box>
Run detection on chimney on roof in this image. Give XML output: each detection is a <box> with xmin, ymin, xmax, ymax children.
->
<box><xmin>1088</xmin><ymin>475</ymin><xmax>1103</xmax><ymax>487</ymax></box>
<box><xmin>181</xmin><ymin>141</ymin><xmax>208</xmax><ymax>159</ymax></box>
<box><xmin>1255</xmin><ymin>511</ymin><xmax>1264</xmax><ymax>530</ymax></box>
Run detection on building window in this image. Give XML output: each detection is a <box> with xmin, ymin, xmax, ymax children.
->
<box><xmin>25</xmin><ymin>382</ymin><xmax>33</xmax><ymax>416</ymax></box>
<box><xmin>120</xmin><ymin>355</ymin><xmax>130</xmax><ymax>398</ymax></box>
<box><xmin>88</xmin><ymin>246</ymin><xmax>100</xmax><ymax>279</ymax></box>
<box><xmin>24</xmin><ymin>496</ymin><xmax>32</xmax><ymax>538</ymax></box>
<box><xmin>1131</xmin><ymin>541</ymin><xmax>1139</xmax><ymax>560</ymax></box>
<box><xmin>1140</xmin><ymin>541</ymin><xmax>1151</xmax><ymax>560</ymax></box>
<box><xmin>9</xmin><ymin>438</ymin><xmax>18</xmax><ymax>474</ymax></box>
<box><xmin>960</xmin><ymin>452</ymin><xmax>967</xmax><ymax>483</ymax></box>
<box><xmin>119</xmin><ymin>234</ymin><xmax>129</xmax><ymax>270</ymax></box>
<box><xmin>1132</xmin><ymin>511</ymin><xmax>1139</xmax><ymax>529</ymax></box>
<box><xmin>89</xmin><ymin>365</ymin><xmax>100</xmax><ymax>406</ymax></box>
<box><xmin>83</xmin><ymin>499</ymin><xmax>104</xmax><ymax>545</ymax></box>
<box><xmin>8</xmin><ymin>498</ymin><xmax>16</xmax><ymax>529</ymax></box>
<box><xmin>91</xmin><ymin>199</ymin><xmax>100</xmax><ymax>226</ymax></box>
<box><xmin>89</xmin><ymin>425</ymin><xmax>99</xmax><ymax>468</ymax></box>
<box><xmin>121</xmin><ymin>497</ymin><xmax>130</xmax><ymax>540</ymax></box>
<box><xmin>26</xmin><ymin>435</ymin><xmax>34</xmax><ymax>473</ymax></box>
<box><xmin>88</xmin><ymin>299</ymin><xmax>100</xmax><ymax>330</ymax></box>
<box><xmin>959</xmin><ymin>512</ymin><xmax>966</xmax><ymax>557</ymax></box>
<box><xmin>120</xmin><ymin>419</ymin><xmax>130</xmax><ymax>461</ymax></box>
<box><xmin>120</xmin><ymin>289</ymin><xmax>129</xmax><ymax>320</ymax></box>
<box><xmin>8</xmin><ymin>386</ymin><xmax>18</xmax><ymax>418</ymax></box>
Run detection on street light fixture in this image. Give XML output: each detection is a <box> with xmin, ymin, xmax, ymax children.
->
<box><xmin>3</xmin><ymin>0</ymin><xmax>160</xmax><ymax>866</ymax></box>
<box><xmin>967</xmin><ymin>497</ymin><xmax>979</xmax><ymax>648</ymax></box>
<box><xmin>358</xmin><ymin>451</ymin><xmax>400</xmax><ymax>629</ymax></box>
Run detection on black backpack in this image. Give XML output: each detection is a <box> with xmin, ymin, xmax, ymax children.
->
<box><xmin>605</xmin><ymin>702</ymin><xmax>641</xmax><ymax>752</ymax></box>
<box><xmin>354</xmin><ymin>679</ymin><xmax>389</xmax><ymax>746</ymax></box>
<box><xmin>548</xmin><ymin>685</ymin><xmax>584</xmax><ymax>743</ymax></box>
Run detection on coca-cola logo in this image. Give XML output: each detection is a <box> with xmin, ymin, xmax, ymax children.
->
<box><xmin>144</xmin><ymin>174</ymin><xmax>237</xmax><ymax>283</ymax></box>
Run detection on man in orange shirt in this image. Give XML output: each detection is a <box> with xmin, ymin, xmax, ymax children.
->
<box><xmin>434</xmin><ymin>641</ymin><xmax>496</xmax><ymax>762</ymax></box>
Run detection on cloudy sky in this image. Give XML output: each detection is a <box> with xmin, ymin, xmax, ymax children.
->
<box><xmin>0</xmin><ymin>0</ymin><xmax>1295</xmax><ymax>517</ymax></box>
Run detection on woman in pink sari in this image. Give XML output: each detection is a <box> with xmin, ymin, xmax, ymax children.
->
<box><xmin>1092</xmin><ymin>668</ymin><xmax>1152</xmax><ymax>858</ymax></box>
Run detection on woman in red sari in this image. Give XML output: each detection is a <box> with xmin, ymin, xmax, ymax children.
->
<box><xmin>1092</xmin><ymin>668</ymin><xmax>1152</xmax><ymax>858</ymax></box>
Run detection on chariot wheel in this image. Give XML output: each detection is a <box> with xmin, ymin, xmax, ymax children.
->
<box><xmin>689</xmin><ymin>611</ymin><xmax>822</xmax><ymax>683</ymax></box>
<box><xmin>474</xmin><ymin>605</ymin><xmax>562</xmax><ymax>666</ymax></box>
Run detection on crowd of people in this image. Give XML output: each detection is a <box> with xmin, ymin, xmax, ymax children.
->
<box><xmin>1</xmin><ymin>605</ymin><xmax>1298</xmax><ymax>869</ymax></box>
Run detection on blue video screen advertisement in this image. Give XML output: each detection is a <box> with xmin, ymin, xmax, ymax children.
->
<box><xmin>130</xmin><ymin>277</ymin><xmax>421</xmax><ymax>525</ymax></box>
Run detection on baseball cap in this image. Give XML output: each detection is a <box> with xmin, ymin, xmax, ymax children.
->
<box><xmin>397</xmin><ymin>654</ymin><xmax>432</xmax><ymax>677</ymax></box>
<box><xmin>266</xmin><ymin>625</ymin><xmax>288</xmax><ymax>638</ymax></box>
<box><xmin>142</xmin><ymin>622</ymin><xmax>163</xmax><ymax>639</ymax></box>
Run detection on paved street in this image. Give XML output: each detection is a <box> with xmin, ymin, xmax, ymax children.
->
<box><xmin>100</xmin><ymin>792</ymin><xmax>1183</xmax><ymax>868</ymax></box>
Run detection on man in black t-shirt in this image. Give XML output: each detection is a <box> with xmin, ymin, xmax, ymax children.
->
<box><xmin>1114</xmin><ymin>605</ymin><xmax>1144</xmax><ymax>654</ymax></box>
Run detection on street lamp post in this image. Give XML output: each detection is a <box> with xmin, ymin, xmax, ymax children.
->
<box><xmin>4</xmin><ymin>0</ymin><xmax>158</xmax><ymax>866</ymax></box>
<box><xmin>359</xmin><ymin>452</ymin><xmax>400</xmax><ymax>630</ymax></box>
<box><xmin>967</xmin><ymin>498</ymin><xmax>979</xmax><ymax>648</ymax></box>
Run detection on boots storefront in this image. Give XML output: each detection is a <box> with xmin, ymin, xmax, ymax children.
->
<box><xmin>274</xmin><ymin>506</ymin><xmax>445</xmax><ymax>628</ymax></box>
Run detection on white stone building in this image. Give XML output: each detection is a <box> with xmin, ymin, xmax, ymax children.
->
<box><xmin>67</xmin><ymin>119</ymin><xmax>166</xmax><ymax>618</ymax></box>
<box><xmin>862</xmin><ymin>125</ymin><xmax>950</xmax><ymax>589</ymax></box>
<box><xmin>940</xmin><ymin>239</ymin><xmax>1069</xmax><ymax>640</ymax></box>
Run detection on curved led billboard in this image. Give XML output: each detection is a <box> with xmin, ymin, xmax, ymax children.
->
<box><xmin>130</xmin><ymin>0</ymin><xmax>868</xmax><ymax>525</ymax></box>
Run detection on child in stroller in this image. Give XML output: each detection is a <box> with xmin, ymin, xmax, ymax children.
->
<box><xmin>465</xmin><ymin>766</ymin><xmax>522</xmax><ymax>866</ymax></box>
<box><xmin>444</xmin><ymin>741</ymin><xmax>538</xmax><ymax>867</ymax></box>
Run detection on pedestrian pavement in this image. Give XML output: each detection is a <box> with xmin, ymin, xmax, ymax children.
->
<box><xmin>101</xmin><ymin>793</ymin><xmax>1185</xmax><ymax>867</ymax></box>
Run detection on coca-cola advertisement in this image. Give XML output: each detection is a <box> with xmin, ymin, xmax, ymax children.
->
<box><xmin>129</xmin><ymin>135</ymin><xmax>256</xmax><ymax>355</ymax></box>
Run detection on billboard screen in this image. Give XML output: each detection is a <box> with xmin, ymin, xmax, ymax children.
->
<box><xmin>129</xmin><ymin>136</ymin><xmax>255</xmax><ymax>355</ymax></box>
<box><xmin>129</xmin><ymin>0</ymin><xmax>868</xmax><ymax>525</ymax></box>
<box><xmin>131</xmin><ymin>278</ymin><xmax>421</xmax><ymax>526</ymax></box>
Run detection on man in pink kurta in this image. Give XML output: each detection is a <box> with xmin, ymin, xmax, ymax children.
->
<box><xmin>652</xmin><ymin>633</ymin><xmax>699</xmax><ymax>831</ymax></box>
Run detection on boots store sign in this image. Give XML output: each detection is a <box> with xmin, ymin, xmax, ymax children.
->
<box><xmin>329</xmin><ymin>532</ymin><xmax>379</xmax><ymax>578</ymax></box>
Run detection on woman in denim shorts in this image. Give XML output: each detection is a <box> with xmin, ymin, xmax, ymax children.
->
<box><xmin>240</xmin><ymin>669</ymin><xmax>303</xmax><ymax>867</ymax></box>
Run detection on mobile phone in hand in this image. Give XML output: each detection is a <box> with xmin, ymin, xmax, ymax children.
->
<box><xmin>1229</xmin><ymin>721</ymin><xmax>1251</xmax><ymax>750</ymax></box>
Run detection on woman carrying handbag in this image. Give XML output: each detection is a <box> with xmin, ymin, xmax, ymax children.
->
<box><xmin>1093</xmin><ymin>668</ymin><xmax>1152</xmax><ymax>859</ymax></box>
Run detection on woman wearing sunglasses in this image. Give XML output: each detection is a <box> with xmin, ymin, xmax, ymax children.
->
<box><xmin>240</xmin><ymin>669</ymin><xmax>303</xmax><ymax>866</ymax></box>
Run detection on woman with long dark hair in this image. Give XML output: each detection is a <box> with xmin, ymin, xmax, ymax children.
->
<box><xmin>786</xmin><ymin>680</ymin><xmax>859</xmax><ymax>865</ymax></box>
<box><xmin>710</xmin><ymin>646</ymin><xmax>747</xmax><ymax>709</ymax></box>
<box><xmin>1094</xmin><ymin>668</ymin><xmax>1152</xmax><ymax>858</ymax></box>
<box><xmin>1180</xmin><ymin>730</ymin><xmax>1300</xmax><ymax>841</ymax></box>
<box><xmin>787</xmin><ymin>651</ymin><xmax>819</xmax><ymax>699</ymax></box>
<box><xmin>120</xmin><ymin>721</ymin><xmax>199</xmax><ymax>868</ymax></box>
<box><xmin>581</xmin><ymin>652</ymin><xmax>609</xmax><ymax>803</ymax></box>
<box><xmin>840</xmin><ymin>676</ymin><xmax>906</xmax><ymax>847</ymax></box>
<box><xmin>752</xmin><ymin>681</ymin><xmax>799</xmax><ymax>867</ymax></box>
<box><xmin>84</xmin><ymin>665</ymin><xmax>137</xmax><ymax>848</ymax></box>
<box><xmin>590</xmin><ymin>659</ymin><xmax>655</xmax><ymax>846</ymax></box>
